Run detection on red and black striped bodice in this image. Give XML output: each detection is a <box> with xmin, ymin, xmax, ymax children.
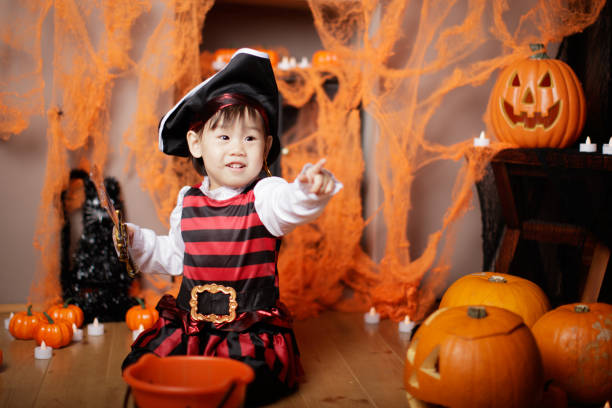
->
<box><xmin>176</xmin><ymin>182</ymin><xmax>280</xmax><ymax>316</ymax></box>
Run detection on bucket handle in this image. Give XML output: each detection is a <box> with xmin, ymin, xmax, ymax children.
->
<box><xmin>123</xmin><ymin>386</ymin><xmax>132</xmax><ymax>408</ymax></box>
<box><xmin>122</xmin><ymin>382</ymin><xmax>237</xmax><ymax>408</ymax></box>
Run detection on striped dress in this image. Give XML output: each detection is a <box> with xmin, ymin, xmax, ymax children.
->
<box><xmin>122</xmin><ymin>180</ymin><xmax>303</xmax><ymax>405</ymax></box>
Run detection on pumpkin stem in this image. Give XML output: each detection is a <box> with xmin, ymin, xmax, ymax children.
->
<box><xmin>63</xmin><ymin>297</ymin><xmax>74</xmax><ymax>308</ymax></box>
<box><xmin>135</xmin><ymin>297</ymin><xmax>146</xmax><ymax>309</ymax></box>
<box><xmin>43</xmin><ymin>311</ymin><xmax>55</xmax><ymax>324</ymax></box>
<box><xmin>27</xmin><ymin>304</ymin><xmax>33</xmax><ymax>316</ymax></box>
<box><xmin>488</xmin><ymin>275</ymin><xmax>507</xmax><ymax>283</ymax></box>
<box><xmin>529</xmin><ymin>43</ymin><xmax>549</xmax><ymax>60</ymax></box>
<box><xmin>467</xmin><ymin>306</ymin><xmax>488</xmax><ymax>319</ymax></box>
<box><xmin>574</xmin><ymin>304</ymin><xmax>590</xmax><ymax>313</ymax></box>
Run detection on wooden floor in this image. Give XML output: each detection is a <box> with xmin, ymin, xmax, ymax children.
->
<box><xmin>0</xmin><ymin>310</ymin><xmax>410</xmax><ymax>407</ymax></box>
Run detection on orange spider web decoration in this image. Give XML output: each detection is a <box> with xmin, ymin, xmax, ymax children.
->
<box><xmin>1</xmin><ymin>0</ymin><xmax>603</xmax><ymax>320</ymax></box>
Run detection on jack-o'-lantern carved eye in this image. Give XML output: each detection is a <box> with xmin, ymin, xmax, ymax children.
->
<box><xmin>539</xmin><ymin>72</ymin><xmax>552</xmax><ymax>87</ymax></box>
<box><xmin>511</xmin><ymin>73</ymin><xmax>521</xmax><ymax>87</ymax></box>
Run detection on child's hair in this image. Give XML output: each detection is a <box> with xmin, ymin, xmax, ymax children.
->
<box><xmin>190</xmin><ymin>104</ymin><xmax>265</xmax><ymax>176</ymax></box>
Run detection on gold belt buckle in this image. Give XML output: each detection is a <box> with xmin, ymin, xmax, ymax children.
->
<box><xmin>189</xmin><ymin>284</ymin><xmax>238</xmax><ymax>323</ymax></box>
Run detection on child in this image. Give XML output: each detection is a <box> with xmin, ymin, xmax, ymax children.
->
<box><xmin>120</xmin><ymin>48</ymin><xmax>342</xmax><ymax>405</ymax></box>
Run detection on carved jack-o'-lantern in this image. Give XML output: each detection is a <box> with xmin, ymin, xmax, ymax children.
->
<box><xmin>489</xmin><ymin>44</ymin><xmax>586</xmax><ymax>148</ymax></box>
<box><xmin>404</xmin><ymin>305</ymin><xmax>543</xmax><ymax>408</ymax></box>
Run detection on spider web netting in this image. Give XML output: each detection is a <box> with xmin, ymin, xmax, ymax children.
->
<box><xmin>1</xmin><ymin>0</ymin><xmax>603</xmax><ymax>321</ymax></box>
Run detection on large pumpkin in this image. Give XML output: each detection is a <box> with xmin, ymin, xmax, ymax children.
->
<box><xmin>489</xmin><ymin>44</ymin><xmax>586</xmax><ymax>148</ymax></box>
<box><xmin>532</xmin><ymin>303</ymin><xmax>612</xmax><ymax>405</ymax></box>
<box><xmin>404</xmin><ymin>305</ymin><xmax>543</xmax><ymax>407</ymax></box>
<box><xmin>439</xmin><ymin>272</ymin><xmax>550</xmax><ymax>327</ymax></box>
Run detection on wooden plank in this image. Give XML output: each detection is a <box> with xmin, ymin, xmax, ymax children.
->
<box><xmin>32</xmin><ymin>322</ymin><xmax>132</xmax><ymax>407</ymax></box>
<box><xmin>322</xmin><ymin>312</ymin><xmax>407</xmax><ymax>407</ymax></box>
<box><xmin>270</xmin><ymin>312</ymin><xmax>375</xmax><ymax>407</ymax></box>
<box><xmin>495</xmin><ymin>227</ymin><xmax>520</xmax><ymax>274</ymax></box>
<box><xmin>0</xmin><ymin>313</ymin><xmax>49</xmax><ymax>408</ymax></box>
<box><xmin>581</xmin><ymin>242</ymin><xmax>610</xmax><ymax>303</ymax></box>
<box><xmin>493</xmin><ymin>148</ymin><xmax>612</xmax><ymax>171</ymax></box>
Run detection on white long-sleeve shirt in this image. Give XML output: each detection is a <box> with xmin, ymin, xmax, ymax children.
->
<box><xmin>128</xmin><ymin>165</ymin><xmax>342</xmax><ymax>276</ymax></box>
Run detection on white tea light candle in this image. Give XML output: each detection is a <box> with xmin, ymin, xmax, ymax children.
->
<box><xmin>87</xmin><ymin>317</ymin><xmax>104</xmax><ymax>336</ymax></box>
<box><xmin>132</xmin><ymin>324</ymin><xmax>145</xmax><ymax>341</ymax></box>
<box><xmin>473</xmin><ymin>130</ymin><xmax>490</xmax><ymax>147</ymax></box>
<box><xmin>34</xmin><ymin>341</ymin><xmax>53</xmax><ymax>360</ymax></box>
<box><xmin>72</xmin><ymin>323</ymin><xmax>83</xmax><ymax>341</ymax></box>
<box><xmin>603</xmin><ymin>137</ymin><xmax>612</xmax><ymax>155</ymax></box>
<box><xmin>579</xmin><ymin>136</ymin><xmax>596</xmax><ymax>152</ymax></box>
<box><xmin>399</xmin><ymin>316</ymin><xmax>416</xmax><ymax>334</ymax></box>
<box><xmin>364</xmin><ymin>307</ymin><xmax>380</xmax><ymax>324</ymax></box>
<box><xmin>4</xmin><ymin>312</ymin><xmax>14</xmax><ymax>330</ymax></box>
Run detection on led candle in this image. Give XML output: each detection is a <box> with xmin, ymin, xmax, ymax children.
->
<box><xmin>579</xmin><ymin>136</ymin><xmax>597</xmax><ymax>152</ymax></box>
<box><xmin>398</xmin><ymin>316</ymin><xmax>416</xmax><ymax>334</ymax></box>
<box><xmin>603</xmin><ymin>137</ymin><xmax>612</xmax><ymax>155</ymax></box>
<box><xmin>72</xmin><ymin>323</ymin><xmax>83</xmax><ymax>341</ymax></box>
<box><xmin>473</xmin><ymin>130</ymin><xmax>490</xmax><ymax>147</ymax></box>
<box><xmin>87</xmin><ymin>317</ymin><xmax>104</xmax><ymax>336</ymax></box>
<box><xmin>364</xmin><ymin>307</ymin><xmax>380</xmax><ymax>324</ymax></box>
<box><xmin>278</xmin><ymin>56</ymin><xmax>291</xmax><ymax>71</ymax></box>
<box><xmin>34</xmin><ymin>341</ymin><xmax>53</xmax><ymax>360</ymax></box>
<box><xmin>298</xmin><ymin>57</ymin><xmax>310</xmax><ymax>69</ymax></box>
<box><xmin>4</xmin><ymin>312</ymin><xmax>14</xmax><ymax>330</ymax></box>
<box><xmin>132</xmin><ymin>324</ymin><xmax>145</xmax><ymax>341</ymax></box>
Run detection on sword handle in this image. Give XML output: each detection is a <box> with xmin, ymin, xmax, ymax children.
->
<box><xmin>114</xmin><ymin>209</ymin><xmax>139</xmax><ymax>278</ymax></box>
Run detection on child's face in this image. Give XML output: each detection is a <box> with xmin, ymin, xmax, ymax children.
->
<box><xmin>188</xmin><ymin>112</ymin><xmax>272</xmax><ymax>190</ymax></box>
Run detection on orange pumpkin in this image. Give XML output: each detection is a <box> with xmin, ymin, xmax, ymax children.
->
<box><xmin>47</xmin><ymin>298</ymin><xmax>84</xmax><ymax>328</ymax></box>
<box><xmin>404</xmin><ymin>305</ymin><xmax>543</xmax><ymax>407</ymax></box>
<box><xmin>439</xmin><ymin>272</ymin><xmax>550</xmax><ymax>327</ymax></box>
<box><xmin>312</xmin><ymin>50</ymin><xmax>339</xmax><ymax>68</ymax></box>
<box><xmin>34</xmin><ymin>312</ymin><xmax>73</xmax><ymax>348</ymax></box>
<box><xmin>125</xmin><ymin>298</ymin><xmax>159</xmax><ymax>331</ymax></box>
<box><xmin>489</xmin><ymin>44</ymin><xmax>586</xmax><ymax>148</ymax></box>
<box><xmin>8</xmin><ymin>305</ymin><xmax>44</xmax><ymax>340</ymax></box>
<box><xmin>532</xmin><ymin>303</ymin><xmax>612</xmax><ymax>405</ymax></box>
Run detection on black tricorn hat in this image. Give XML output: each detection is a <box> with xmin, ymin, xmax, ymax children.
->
<box><xmin>158</xmin><ymin>48</ymin><xmax>281</xmax><ymax>164</ymax></box>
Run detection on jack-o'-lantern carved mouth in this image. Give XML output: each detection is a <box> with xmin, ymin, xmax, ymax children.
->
<box><xmin>502</xmin><ymin>99</ymin><xmax>560</xmax><ymax>130</ymax></box>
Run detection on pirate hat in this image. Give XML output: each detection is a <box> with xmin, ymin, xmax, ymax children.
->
<box><xmin>158</xmin><ymin>48</ymin><xmax>281</xmax><ymax>164</ymax></box>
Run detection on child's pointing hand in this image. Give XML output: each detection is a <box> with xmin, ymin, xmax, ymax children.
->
<box><xmin>297</xmin><ymin>158</ymin><xmax>335</xmax><ymax>195</ymax></box>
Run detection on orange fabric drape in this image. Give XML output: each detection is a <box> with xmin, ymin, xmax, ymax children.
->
<box><xmin>1</xmin><ymin>0</ymin><xmax>604</xmax><ymax>320</ymax></box>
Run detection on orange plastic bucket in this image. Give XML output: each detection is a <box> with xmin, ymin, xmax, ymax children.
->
<box><xmin>123</xmin><ymin>354</ymin><xmax>254</xmax><ymax>408</ymax></box>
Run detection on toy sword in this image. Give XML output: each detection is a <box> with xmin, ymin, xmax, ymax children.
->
<box><xmin>90</xmin><ymin>165</ymin><xmax>139</xmax><ymax>278</ymax></box>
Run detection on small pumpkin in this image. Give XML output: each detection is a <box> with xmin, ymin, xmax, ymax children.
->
<box><xmin>532</xmin><ymin>303</ymin><xmax>612</xmax><ymax>405</ymax></box>
<box><xmin>439</xmin><ymin>272</ymin><xmax>550</xmax><ymax>327</ymax></box>
<box><xmin>404</xmin><ymin>305</ymin><xmax>543</xmax><ymax>407</ymax></box>
<box><xmin>34</xmin><ymin>312</ymin><xmax>73</xmax><ymax>348</ymax></box>
<box><xmin>125</xmin><ymin>298</ymin><xmax>159</xmax><ymax>331</ymax></box>
<box><xmin>312</xmin><ymin>50</ymin><xmax>339</xmax><ymax>68</ymax></box>
<box><xmin>47</xmin><ymin>298</ymin><xmax>84</xmax><ymax>328</ymax></box>
<box><xmin>8</xmin><ymin>305</ymin><xmax>44</xmax><ymax>340</ymax></box>
<box><xmin>489</xmin><ymin>43</ymin><xmax>586</xmax><ymax>148</ymax></box>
